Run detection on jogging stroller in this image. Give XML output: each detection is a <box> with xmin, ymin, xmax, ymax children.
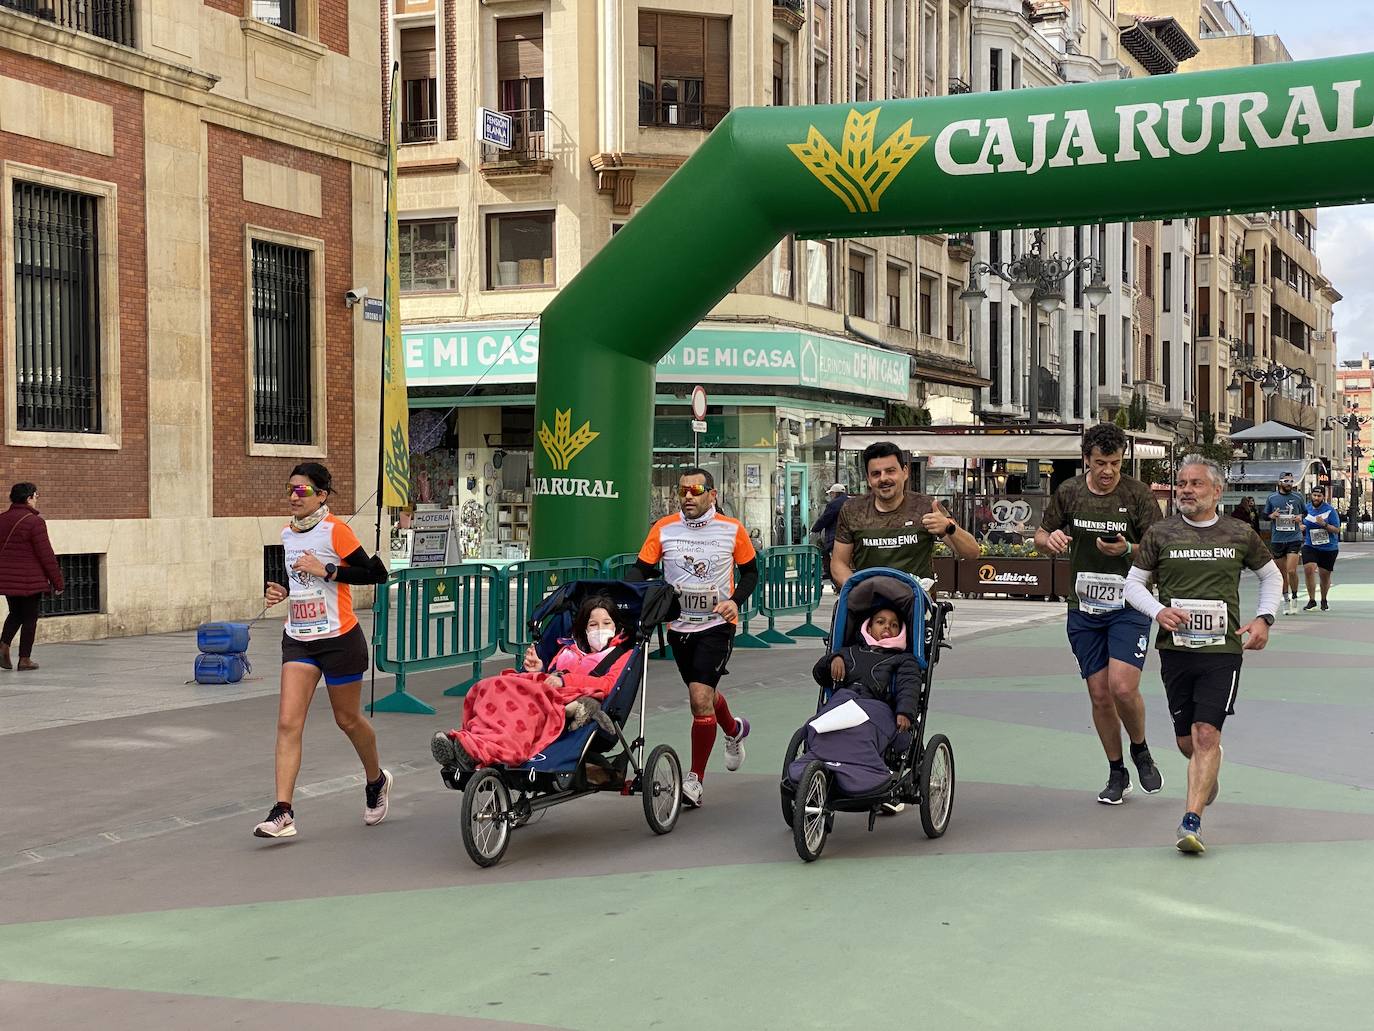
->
<box><xmin>780</xmin><ymin>567</ymin><xmax>956</xmax><ymax>862</ymax></box>
<box><xmin>440</xmin><ymin>579</ymin><xmax>683</xmax><ymax>867</ymax></box>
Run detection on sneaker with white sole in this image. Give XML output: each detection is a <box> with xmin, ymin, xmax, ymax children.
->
<box><xmin>253</xmin><ymin>802</ymin><xmax>296</xmax><ymax>839</ymax></box>
<box><xmin>1097</xmin><ymin>766</ymin><xmax>1132</xmax><ymax>805</ymax></box>
<box><xmin>364</xmin><ymin>769</ymin><xmax>392</xmax><ymax>826</ymax></box>
<box><xmin>723</xmin><ymin>717</ymin><xmax>750</xmax><ymax>772</ymax></box>
<box><xmin>681</xmin><ymin>772</ymin><xmax>703</xmax><ymax>808</ymax></box>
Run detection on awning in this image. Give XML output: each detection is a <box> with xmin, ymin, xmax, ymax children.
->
<box><xmin>1228</xmin><ymin>420</ymin><xmax>1311</xmax><ymax>442</ymax></box>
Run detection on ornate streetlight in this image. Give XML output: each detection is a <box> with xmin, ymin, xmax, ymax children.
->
<box><xmin>1225</xmin><ymin>339</ymin><xmax>1313</xmax><ymax>414</ymax></box>
<box><xmin>960</xmin><ymin>229</ymin><xmax>1108</xmax><ymax>488</ymax></box>
<box><xmin>1324</xmin><ymin>409</ymin><xmax>1370</xmax><ymax>540</ymax></box>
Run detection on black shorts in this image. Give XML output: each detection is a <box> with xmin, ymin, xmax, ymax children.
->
<box><xmin>282</xmin><ymin>624</ymin><xmax>369</xmax><ymax>686</ymax></box>
<box><xmin>1159</xmin><ymin>650</ymin><xmax>1241</xmax><ymax>737</ymax></box>
<box><xmin>1270</xmin><ymin>539</ymin><xmax>1303</xmax><ymax>558</ymax></box>
<box><xmin>1302</xmin><ymin>547</ymin><xmax>1337</xmax><ymax>571</ymax></box>
<box><xmin>667</xmin><ymin>623</ymin><xmax>735</xmax><ymax>688</ymax></box>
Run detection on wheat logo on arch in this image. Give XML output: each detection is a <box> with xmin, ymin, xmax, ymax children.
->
<box><xmin>539</xmin><ymin>408</ymin><xmax>599</xmax><ymax>471</ymax></box>
<box><xmin>789</xmin><ymin>107</ymin><xmax>929</xmax><ymax>214</ymax></box>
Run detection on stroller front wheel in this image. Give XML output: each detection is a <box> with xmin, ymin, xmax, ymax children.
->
<box><xmin>461</xmin><ymin>768</ymin><xmax>513</xmax><ymax>867</ymax></box>
<box><xmin>642</xmin><ymin>744</ymin><xmax>683</xmax><ymax>835</ymax></box>
<box><xmin>918</xmin><ymin>734</ymin><xmax>955</xmax><ymax>839</ymax></box>
<box><xmin>792</xmin><ymin>760</ymin><xmax>831</xmax><ymax>862</ymax></box>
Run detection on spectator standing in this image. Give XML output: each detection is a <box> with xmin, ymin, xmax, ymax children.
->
<box><xmin>0</xmin><ymin>483</ymin><xmax>64</xmax><ymax>672</ymax></box>
<box><xmin>811</xmin><ymin>483</ymin><xmax>848</xmax><ymax>586</ymax></box>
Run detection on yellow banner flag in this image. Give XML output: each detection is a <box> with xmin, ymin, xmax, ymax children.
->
<box><xmin>380</xmin><ymin>61</ymin><xmax>411</xmax><ymax>508</ymax></box>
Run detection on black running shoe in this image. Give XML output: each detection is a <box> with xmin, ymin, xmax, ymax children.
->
<box><xmin>1133</xmin><ymin>749</ymin><xmax>1163</xmax><ymax>793</ymax></box>
<box><xmin>1303</xmin><ymin>599</ymin><xmax>1318</xmax><ymax>611</ymax></box>
<box><xmin>1321</xmin><ymin>600</ymin><xmax>1329</xmax><ymax>611</ymax></box>
<box><xmin>1097</xmin><ymin>767</ymin><xmax>1132</xmax><ymax>805</ymax></box>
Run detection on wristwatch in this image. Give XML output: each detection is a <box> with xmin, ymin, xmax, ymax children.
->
<box><xmin>943</xmin><ymin>521</ymin><xmax>958</xmax><ymax>537</ymax></box>
<box><xmin>324</xmin><ymin>562</ymin><xmax>337</xmax><ymax>582</ymax></box>
<box><xmin>1258</xmin><ymin>613</ymin><xmax>1275</xmax><ymax>626</ymax></box>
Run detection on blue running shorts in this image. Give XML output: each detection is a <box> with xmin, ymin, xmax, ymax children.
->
<box><xmin>1066</xmin><ymin>607</ymin><xmax>1153</xmax><ymax>680</ymax></box>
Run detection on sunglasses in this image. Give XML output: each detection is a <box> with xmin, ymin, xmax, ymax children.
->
<box><xmin>287</xmin><ymin>484</ymin><xmax>324</xmax><ymax>498</ymax></box>
<box><xmin>678</xmin><ymin>484</ymin><xmax>712</xmax><ymax>498</ymax></box>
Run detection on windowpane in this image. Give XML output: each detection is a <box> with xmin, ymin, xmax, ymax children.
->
<box><xmin>253</xmin><ymin>0</ymin><xmax>297</xmax><ymax>32</ymax></box>
<box><xmin>39</xmin><ymin>554</ymin><xmax>101</xmax><ymax>617</ymax></box>
<box><xmin>12</xmin><ymin>181</ymin><xmax>102</xmax><ymax>434</ymax></box>
<box><xmin>401</xmin><ymin>220</ymin><xmax>457</xmax><ymax>292</ymax></box>
<box><xmin>637</xmin><ymin>13</ymin><xmax>729</xmax><ymax>128</ymax></box>
<box><xmin>251</xmin><ymin>240</ymin><xmax>312</xmax><ymax>445</ymax></box>
<box><xmin>770</xmin><ymin>237</ymin><xmax>794</xmax><ymax>298</ymax></box>
<box><xmin>805</xmin><ymin>240</ymin><xmax>832</xmax><ymax>308</ymax></box>
<box><xmin>488</xmin><ymin>211</ymin><xmax>555</xmax><ymax>289</ymax></box>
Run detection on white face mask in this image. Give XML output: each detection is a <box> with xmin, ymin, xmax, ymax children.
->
<box><xmin>585</xmin><ymin>626</ymin><xmax>615</xmax><ymax>652</ymax></box>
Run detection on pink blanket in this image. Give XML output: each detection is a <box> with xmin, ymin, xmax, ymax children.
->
<box><xmin>456</xmin><ymin>639</ymin><xmax>632</xmax><ymax>766</ymax></box>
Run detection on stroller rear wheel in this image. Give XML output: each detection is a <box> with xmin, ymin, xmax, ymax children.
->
<box><xmin>461</xmin><ymin>769</ymin><xmax>513</xmax><ymax>867</ymax></box>
<box><xmin>780</xmin><ymin>727</ymin><xmax>808</xmax><ymax>828</ymax></box>
<box><xmin>792</xmin><ymin>761</ymin><xmax>831</xmax><ymax>862</ymax></box>
<box><xmin>918</xmin><ymin>734</ymin><xmax>955</xmax><ymax>839</ymax></box>
<box><xmin>642</xmin><ymin>744</ymin><xmax>683</xmax><ymax>835</ymax></box>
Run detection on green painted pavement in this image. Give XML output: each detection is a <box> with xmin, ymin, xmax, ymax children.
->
<box><xmin>937</xmin><ymin>668</ymin><xmax>1374</xmax><ymax>706</ymax></box>
<box><xmin>2</xmin><ymin>843</ymin><xmax>1372</xmax><ymax>1029</ymax></box>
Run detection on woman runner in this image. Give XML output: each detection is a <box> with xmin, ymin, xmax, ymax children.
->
<box><xmin>254</xmin><ymin>463</ymin><xmax>391</xmax><ymax>839</ymax></box>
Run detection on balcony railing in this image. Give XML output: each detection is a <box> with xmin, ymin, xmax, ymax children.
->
<box><xmin>948</xmin><ymin>77</ymin><xmax>972</xmax><ymax>95</ymax></box>
<box><xmin>639</xmin><ymin>100</ymin><xmax>730</xmax><ymax>131</ymax></box>
<box><xmin>2</xmin><ymin>0</ymin><xmax>136</xmax><ymax>46</ymax></box>
<box><xmin>773</xmin><ymin>0</ymin><xmax>804</xmax><ymax>12</ymax></box>
<box><xmin>481</xmin><ymin>108</ymin><xmax>549</xmax><ymax>164</ymax></box>
<box><xmin>400</xmin><ymin>119</ymin><xmax>438</xmax><ymax>145</ymax></box>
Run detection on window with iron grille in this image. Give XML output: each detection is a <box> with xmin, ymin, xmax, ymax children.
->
<box><xmin>12</xmin><ymin>181</ymin><xmax>102</xmax><ymax>434</ymax></box>
<box><xmin>39</xmin><ymin>554</ymin><xmax>102</xmax><ymax>617</ymax></box>
<box><xmin>251</xmin><ymin>240</ymin><xmax>313</xmax><ymax>445</ymax></box>
<box><xmin>253</xmin><ymin>0</ymin><xmax>297</xmax><ymax>33</ymax></box>
<box><xmin>264</xmin><ymin>544</ymin><xmax>287</xmax><ymax>591</ymax></box>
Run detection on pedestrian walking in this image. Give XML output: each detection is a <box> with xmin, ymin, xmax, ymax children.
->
<box><xmin>253</xmin><ymin>463</ymin><xmax>392</xmax><ymax>840</ymax></box>
<box><xmin>633</xmin><ymin>467</ymin><xmax>758</xmax><ymax>808</ymax></box>
<box><xmin>811</xmin><ymin>483</ymin><xmax>848</xmax><ymax>587</ymax></box>
<box><xmin>0</xmin><ymin>483</ymin><xmax>64</xmax><ymax>672</ymax></box>
<box><xmin>1301</xmin><ymin>484</ymin><xmax>1340</xmax><ymax>611</ymax></box>
<box><xmin>1034</xmin><ymin>424</ymin><xmax>1165</xmax><ymax>804</ymax></box>
<box><xmin>1125</xmin><ymin>456</ymin><xmax>1281</xmax><ymax>854</ymax></box>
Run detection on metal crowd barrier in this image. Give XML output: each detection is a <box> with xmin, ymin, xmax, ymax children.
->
<box><xmin>497</xmin><ymin>557</ymin><xmax>605</xmax><ymax>656</ymax></box>
<box><xmin>369</xmin><ymin>563</ymin><xmax>501</xmax><ymax>714</ymax></box>
<box><xmin>756</xmin><ymin>544</ymin><xmax>827</xmax><ymax>644</ymax></box>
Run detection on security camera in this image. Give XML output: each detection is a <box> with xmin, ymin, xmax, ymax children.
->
<box><xmin>344</xmin><ymin>287</ymin><xmax>369</xmax><ymax>308</ymax></box>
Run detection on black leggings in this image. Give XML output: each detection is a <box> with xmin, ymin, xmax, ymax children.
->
<box><xmin>2</xmin><ymin>594</ymin><xmax>42</xmax><ymax>658</ymax></box>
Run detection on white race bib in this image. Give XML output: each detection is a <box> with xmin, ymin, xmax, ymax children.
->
<box><xmin>1076</xmin><ymin>572</ymin><xmax>1126</xmax><ymax>614</ymax></box>
<box><xmin>1309</xmin><ymin>527</ymin><xmax>1330</xmax><ymax>547</ymax></box>
<box><xmin>1275</xmin><ymin>512</ymin><xmax>1300</xmax><ymax>532</ymax></box>
<box><xmin>677</xmin><ymin>584</ymin><xmax>720</xmax><ymax>624</ymax></box>
<box><xmin>1171</xmin><ymin>598</ymin><xmax>1228</xmax><ymax>649</ymax></box>
<box><xmin>289</xmin><ymin>585</ymin><xmax>330</xmax><ymax>637</ymax></box>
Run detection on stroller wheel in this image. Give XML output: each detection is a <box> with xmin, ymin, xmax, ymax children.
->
<box><xmin>918</xmin><ymin>734</ymin><xmax>955</xmax><ymax>839</ymax></box>
<box><xmin>780</xmin><ymin>727</ymin><xmax>808</xmax><ymax>828</ymax></box>
<box><xmin>792</xmin><ymin>761</ymin><xmax>830</xmax><ymax>862</ymax></box>
<box><xmin>461</xmin><ymin>769</ymin><xmax>513</xmax><ymax>867</ymax></box>
<box><xmin>642</xmin><ymin>744</ymin><xmax>683</xmax><ymax>835</ymax></box>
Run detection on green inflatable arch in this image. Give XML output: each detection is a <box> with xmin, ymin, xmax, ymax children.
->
<box><xmin>531</xmin><ymin>52</ymin><xmax>1374</xmax><ymax>560</ymax></box>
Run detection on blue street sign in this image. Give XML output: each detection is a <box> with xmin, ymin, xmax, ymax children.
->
<box><xmin>478</xmin><ymin>107</ymin><xmax>513</xmax><ymax>149</ymax></box>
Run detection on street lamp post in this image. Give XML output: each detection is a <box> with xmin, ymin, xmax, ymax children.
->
<box><xmin>1324</xmin><ymin>410</ymin><xmax>1370</xmax><ymax>541</ymax></box>
<box><xmin>1224</xmin><ymin>340</ymin><xmax>1314</xmax><ymax>419</ymax></box>
<box><xmin>960</xmin><ymin>229</ymin><xmax>1108</xmax><ymax>489</ymax></box>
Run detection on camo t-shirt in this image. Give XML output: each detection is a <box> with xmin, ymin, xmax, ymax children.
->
<box><xmin>1040</xmin><ymin>474</ymin><xmax>1161</xmax><ymax>611</ymax></box>
<box><xmin>835</xmin><ymin>492</ymin><xmax>938</xmax><ymax>579</ymax></box>
<box><xmin>1132</xmin><ymin>515</ymin><xmax>1272</xmax><ymax>654</ymax></box>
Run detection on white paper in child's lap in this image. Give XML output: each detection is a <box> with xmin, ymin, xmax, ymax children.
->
<box><xmin>809</xmin><ymin>699</ymin><xmax>871</xmax><ymax>734</ymax></box>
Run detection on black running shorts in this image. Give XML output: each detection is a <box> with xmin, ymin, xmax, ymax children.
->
<box><xmin>281</xmin><ymin>624</ymin><xmax>370</xmax><ymax>686</ymax></box>
<box><xmin>667</xmin><ymin>623</ymin><xmax>735</xmax><ymax>688</ymax></box>
<box><xmin>1159</xmin><ymin>650</ymin><xmax>1242</xmax><ymax>737</ymax></box>
<box><xmin>1301</xmin><ymin>547</ymin><xmax>1337</xmax><ymax>571</ymax></box>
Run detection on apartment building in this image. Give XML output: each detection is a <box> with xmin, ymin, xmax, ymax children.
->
<box><xmin>1336</xmin><ymin>356</ymin><xmax>1372</xmax><ymax>519</ymax></box>
<box><xmin>1</xmin><ymin>2</ymin><xmax>386</xmax><ymax>638</ymax></box>
<box><xmin>386</xmin><ymin>0</ymin><xmax>981</xmax><ymax>552</ymax></box>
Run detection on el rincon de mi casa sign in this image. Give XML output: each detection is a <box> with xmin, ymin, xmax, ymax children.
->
<box><xmin>402</xmin><ymin>323</ymin><xmax>911</xmax><ymax>401</ymax></box>
<box><xmin>522</xmin><ymin>53</ymin><xmax>1374</xmax><ymax>561</ymax></box>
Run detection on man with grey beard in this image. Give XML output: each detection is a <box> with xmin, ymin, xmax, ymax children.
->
<box><xmin>1124</xmin><ymin>457</ymin><xmax>1283</xmax><ymax>855</ymax></box>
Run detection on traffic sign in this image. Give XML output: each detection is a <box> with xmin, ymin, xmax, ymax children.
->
<box><xmin>690</xmin><ymin>385</ymin><xmax>708</xmax><ymax>420</ymax></box>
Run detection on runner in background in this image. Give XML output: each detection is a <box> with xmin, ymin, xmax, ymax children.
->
<box><xmin>1036</xmin><ymin>423</ymin><xmax>1164</xmax><ymax>805</ymax></box>
<box><xmin>255</xmin><ymin>463</ymin><xmax>391</xmax><ymax>840</ymax></box>
<box><xmin>634</xmin><ymin>468</ymin><xmax>758</xmax><ymax>808</ymax></box>
<box><xmin>1263</xmin><ymin>473</ymin><xmax>1306</xmax><ymax>615</ymax></box>
<box><xmin>1301</xmin><ymin>484</ymin><xmax>1341</xmax><ymax>611</ymax></box>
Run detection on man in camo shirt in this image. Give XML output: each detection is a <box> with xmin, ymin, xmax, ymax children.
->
<box><xmin>1126</xmin><ymin>456</ymin><xmax>1282</xmax><ymax>855</ymax></box>
<box><xmin>1036</xmin><ymin>423</ymin><xmax>1164</xmax><ymax>805</ymax></box>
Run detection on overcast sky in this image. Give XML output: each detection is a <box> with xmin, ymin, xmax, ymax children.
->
<box><xmin>1226</xmin><ymin>1</ymin><xmax>1374</xmax><ymax>364</ymax></box>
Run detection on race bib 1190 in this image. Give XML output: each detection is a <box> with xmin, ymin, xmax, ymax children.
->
<box><xmin>1170</xmin><ymin>598</ymin><xmax>1228</xmax><ymax>649</ymax></box>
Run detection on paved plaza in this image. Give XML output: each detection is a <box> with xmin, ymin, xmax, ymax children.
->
<box><xmin>3</xmin><ymin>553</ymin><xmax>1374</xmax><ymax>1029</ymax></box>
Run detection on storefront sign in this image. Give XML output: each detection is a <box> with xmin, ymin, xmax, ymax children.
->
<box><xmin>402</xmin><ymin>323</ymin><xmax>911</xmax><ymax>401</ymax></box>
<box><xmin>957</xmin><ymin>558</ymin><xmax>1055</xmax><ymax>598</ymax></box>
<box><xmin>411</xmin><ymin>510</ymin><xmax>460</xmax><ymax>566</ymax></box>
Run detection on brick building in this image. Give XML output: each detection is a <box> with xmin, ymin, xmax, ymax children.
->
<box><xmin>1</xmin><ymin>2</ymin><xmax>385</xmax><ymax>639</ymax></box>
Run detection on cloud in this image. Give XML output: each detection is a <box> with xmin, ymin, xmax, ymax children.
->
<box><xmin>1320</xmin><ymin>207</ymin><xmax>1374</xmax><ymax>364</ymax></box>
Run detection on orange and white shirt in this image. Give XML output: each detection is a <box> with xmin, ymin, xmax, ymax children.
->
<box><xmin>282</xmin><ymin>514</ymin><xmax>362</xmax><ymax>641</ymax></box>
<box><xmin>639</xmin><ymin>510</ymin><xmax>756</xmax><ymax>633</ymax></box>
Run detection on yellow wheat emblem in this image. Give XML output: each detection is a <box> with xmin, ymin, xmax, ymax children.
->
<box><xmin>788</xmin><ymin>107</ymin><xmax>928</xmax><ymax>214</ymax></box>
<box><xmin>538</xmin><ymin>408</ymin><xmax>599</xmax><ymax>471</ymax></box>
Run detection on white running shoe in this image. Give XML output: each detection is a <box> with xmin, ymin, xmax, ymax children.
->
<box><xmin>723</xmin><ymin>717</ymin><xmax>750</xmax><ymax>772</ymax></box>
<box><xmin>364</xmin><ymin>769</ymin><xmax>392</xmax><ymax>826</ymax></box>
<box><xmin>253</xmin><ymin>802</ymin><xmax>296</xmax><ymax>839</ymax></box>
<box><xmin>681</xmin><ymin>772</ymin><xmax>704</xmax><ymax>808</ymax></box>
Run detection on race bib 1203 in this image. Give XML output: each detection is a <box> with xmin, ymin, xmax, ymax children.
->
<box><xmin>289</xmin><ymin>586</ymin><xmax>330</xmax><ymax>637</ymax></box>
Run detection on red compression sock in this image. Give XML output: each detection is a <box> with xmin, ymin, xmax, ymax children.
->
<box><xmin>713</xmin><ymin>691</ymin><xmax>738</xmax><ymax>737</ymax></box>
<box><xmin>690</xmin><ymin>714</ymin><xmax>717</xmax><ymax>780</ymax></box>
